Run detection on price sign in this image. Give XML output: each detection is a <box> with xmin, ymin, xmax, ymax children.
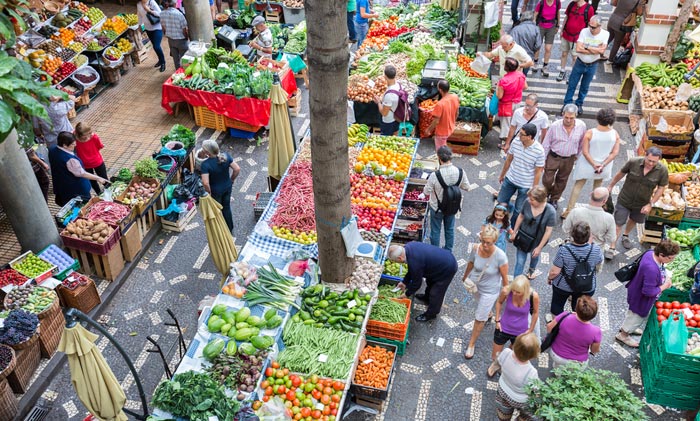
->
<box><xmin>380</xmin><ymin>226</ymin><xmax>392</xmax><ymax>236</ymax></box>
<box><xmin>367</xmin><ymin>79</ymin><xmax>375</xmax><ymax>88</ymax></box>
<box><xmin>318</xmin><ymin>354</ymin><xmax>328</xmax><ymax>363</ymax></box>
<box><xmin>347</xmin><ymin>300</ymin><xmax>357</xmax><ymax>308</ymax></box>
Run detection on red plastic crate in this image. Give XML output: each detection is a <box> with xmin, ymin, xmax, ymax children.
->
<box><xmin>60</xmin><ymin>219</ymin><xmax>122</xmax><ymax>256</ymax></box>
<box><xmin>366</xmin><ymin>298</ymin><xmax>411</xmax><ymax>341</ymax></box>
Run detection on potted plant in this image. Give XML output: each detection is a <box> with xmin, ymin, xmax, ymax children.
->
<box><xmin>526</xmin><ymin>364</ymin><xmax>648</xmax><ymax>421</ymax></box>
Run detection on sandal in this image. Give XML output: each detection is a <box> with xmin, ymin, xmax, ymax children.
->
<box><xmin>487</xmin><ymin>360</ymin><xmax>501</xmax><ymax>377</ymax></box>
<box><xmin>526</xmin><ymin>268</ymin><xmax>537</xmax><ymax>280</ymax></box>
<box><xmin>464</xmin><ymin>346</ymin><xmax>475</xmax><ymax>359</ymax></box>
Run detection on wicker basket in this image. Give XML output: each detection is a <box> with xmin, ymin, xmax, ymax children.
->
<box><xmin>0</xmin><ymin>379</ymin><xmax>18</xmax><ymax>421</ymax></box>
<box><xmin>37</xmin><ymin>299</ymin><xmax>65</xmax><ymax>358</ymax></box>
<box><xmin>0</xmin><ymin>346</ymin><xmax>16</xmax><ymax>382</ymax></box>
<box><xmin>57</xmin><ymin>278</ymin><xmax>101</xmax><ymax>314</ymax></box>
<box><xmin>7</xmin><ymin>331</ymin><xmax>41</xmax><ymax>394</ymax></box>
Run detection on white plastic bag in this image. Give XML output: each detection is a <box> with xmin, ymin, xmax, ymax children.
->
<box><xmin>471</xmin><ymin>54</ymin><xmax>492</xmax><ymax>75</ymax></box>
<box><xmin>656</xmin><ymin>116</ymin><xmax>669</xmax><ymax>134</ymax></box>
<box><xmin>484</xmin><ymin>0</ymin><xmax>499</xmax><ymax>29</ymax></box>
<box><xmin>340</xmin><ymin>216</ymin><xmax>363</xmax><ymax>257</ymax></box>
<box><xmin>676</xmin><ymin>82</ymin><xmax>693</xmax><ymax>103</ymax></box>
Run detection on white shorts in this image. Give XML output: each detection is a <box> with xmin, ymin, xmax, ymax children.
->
<box><xmin>551</xmin><ymin>350</ymin><xmax>588</xmax><ymax>369</ymax></box>
<box><xmin>475</xmin><ymin>290</ymin><xmax>500</xmax><ymax>321</ymax></box>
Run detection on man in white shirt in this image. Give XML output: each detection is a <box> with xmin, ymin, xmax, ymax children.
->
<box><xmin>480</xmin><ymin>34</ymin><xmax>535</xmax><ymax>79</ymax></box>
<box><xmin>374</xmin><ymin>65</ymin><xmax>400</xmax><ymax>135</ymax></box>
<box><xmin>562</xmin><ymin>15</ymin><xmax>608</xmax><ymax>117</ymax></box>
<box><xmin>563</xmin><ymin>187</ymin><xmax>616</xmax><ymax>259</ymax></box>
<box><xmin>503</xmin><ymin>94</ymin><xmax>549</xmax><ymax>153</ymax></box>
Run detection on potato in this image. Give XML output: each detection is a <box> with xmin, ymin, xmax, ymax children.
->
<box><xmin>97</xmin><ymin>237</ymin><xmax>106</xmax><ymax>244</ymax></box>
<box><xmin>91</xmin><ymin>232</ymin><xmax>101</xmax><ymax>240</ymax></box>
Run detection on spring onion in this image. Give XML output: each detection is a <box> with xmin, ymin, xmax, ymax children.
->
<box><xmin>243</xmin><ymin>263</ymin><xmax>303</xmax><ymax>310</ymax></box>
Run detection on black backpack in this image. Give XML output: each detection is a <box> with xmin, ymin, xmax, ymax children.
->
<box><xmin>536</xmin><ymin>0</ymin><xmax>562</xmax><ymax>27</ymax></box>
<box><xmin>562</xmin><ymin>244</ymin><xmax>595</xmax><ymax>293</ymax></box>
<box><xmin>435</xmin><ymin>169</ymin><xmax>463</xmax><ymax>216</ymax></box>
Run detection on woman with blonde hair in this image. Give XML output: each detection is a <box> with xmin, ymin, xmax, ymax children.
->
<box><xmin>488</xmin><ymin>275</ymin><xmax>540</xmax><ymax>377</ymax></box>
<box><xmin>200</xmin><ymin>139</ymin><xmax>241</xmax><ymax>232</ymax></box>
<box><xmin>463</xmin><ymin>225</ymin><xmax>510</xmax><ymax>359</ymax></box>
<box><xmin>494</xmin><ymin>332</ymin><xmax>540</xmax><ymax>421</ymax></box>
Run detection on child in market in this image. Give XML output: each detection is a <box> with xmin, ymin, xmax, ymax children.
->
<box><xmin>74</xmin><ymin>122</ymin><xmax>107</xmax><ymax>195</ymax></box>
<box><xmin>483</xmin><ymin>204</ymin><xmax>513</xmax><ymax>253</ymax></box>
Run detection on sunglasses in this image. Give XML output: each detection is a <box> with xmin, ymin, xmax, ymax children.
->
<box><xmin>589</xmin><ymin>25</ymin><xmax>600</xmax><ymax>29</ymax></box>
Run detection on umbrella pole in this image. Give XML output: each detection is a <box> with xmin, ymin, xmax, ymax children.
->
<box><xmin>65</xmin><ymin>308</ymin><xmax>150</xmax><ymax>420</ymax></box>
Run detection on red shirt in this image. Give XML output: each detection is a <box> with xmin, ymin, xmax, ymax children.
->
<box><xmin>74</xmin><ymin>133</ymin><xmax>104</xmax><ymax>169</ymax></box>
<box><xmin>432</xmin><ymin>93</ymin><xmax>460</xmax><ymax>137</ymax></box>
<box><xmin>497</xmin><ymin>71</ymin><xmax>526</xmax><ymax>117</ymax></box>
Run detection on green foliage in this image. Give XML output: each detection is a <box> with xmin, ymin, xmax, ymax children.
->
<box><xmin>134</xmin><ymin>158</ymin><xmax>161</xmax><ymax>179</ymax></box>
<box><xmin>526</xmin><ymin>364</ymin><xmax>648</xmax><ymax>421</ymax></box>
<box><xmin>406</xmin><ymin>44</ymin><xmax>442</xmax><ymax>85</ymax></box>
<box><xmin>151</xmin><ymin>370</ymin><xmax>239</xmax><ymax>421</ymax></box>
<box><xmin>161</xmin><ymin>124</ymin><xmax>196</xmax><ymax>149</ymax></box>
<box><xmin>0</xmin><ymin>0</ymin><xmax>65</xmax><ymax>145</ymax></box>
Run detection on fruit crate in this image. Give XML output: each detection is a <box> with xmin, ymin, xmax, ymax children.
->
<box><xmin>643</xmin><ymin>137</ymin><xmax>691</xmax><ymax>156</ymax></box>
<box><xmin>116</xmin><ymin>176</ymin><xmax>162</xmax><ymax>215</ymax></box>
<box><xmin>38</xmin><ymin>244</ymin><xmax>79</xmax><ymax>280</ymax></box>
<box><xmin>224</xmin><ymin>116</ymin><xmax>262</xmax><ymax>133</ymax></box>
<box><xmin>160</xmin><ymin>205</ymin><xmax>197</xmax><ymax>233</ymax></box>
<box><xmin>393</xmin><ymin>219</ymin><xmax>424</xmax><ymax>242</ymax></box>
<box><xmin>367</xmin><ymin>322</ymin><xmax>410</xmax><ymax>356</ymax></box>
<box><xmin>640</xmin><ymin>220</ymin><xmax>667</xmax><ymax>245</ymax></box>
<box><xmin>679</xmin><ymin>218</ymin><xmax>700</xmax><ymax>230</ymax></box>
<box><xmin>647</xmin><ymin>112</ymin><xmax>695</xmax><ymax>142</ymax></box>
<box><xmin>193</xmin><ymin>106</ymin><xmax>226</xmax><ymax>131</ymax></box>
<box><xmin>648</xmin><ymin>206</ymin><xmax>684</xmax><ymax>223</ymax></box>
<box><xmin>447</xmin><ymin>122</ymin><xmax>481</xmax><ymax>144</ymax></box>
<box><xmin>447</xmin><ymin>140</ymin><xmax>480</xmax><ymax>156</ymax></box>
<box><xmin>366</xmin><ymin>298</ymin><xmax>411</xmax><ymax>341</ymax></box>
<box><xmin>350</xmin><ymin>340</ymin><xmax>398</xmax><ymax>401</ymax></box>
<box><xmin>8</xmin><ymin>252</ymin><xmax>57</xmax><ymax>284</ymax></box>
<box><xmin>60</xmin><ymin>219</ymin><xmax>122</xmax><ymax>256</ymax></box>
<box><xmin>67</xmin><ymin>244</ymin><xmax>125</xmax><ymax>281</ymax></box>
<box><xmin>683</xmin><ymin>186</ymin><xmax>700</xmax><ymax>220</ymax></box>
<box><xmin>56</xmin><ymin>274</ymin><xmax>101</xmax><ymax>314</ymax></box>
<box><xmin>398</xmin><ymin>201</ymin><xmax>427</xmax><ymax>221</ymax></box>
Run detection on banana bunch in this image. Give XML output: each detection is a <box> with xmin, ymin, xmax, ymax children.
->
<box><xmin>348</xmin><ymin>123</ymin><xmax>369</xmax><ymax>146</ymax></box>
<box><xmin>636</xmin><ymin>62</ymin><xmax>688</xmax><ymax>87</ymax></box>
<box><xmin>662</xmin><ymin>159</ymin><xmax>696</xmax><ymax>173</ymax></box>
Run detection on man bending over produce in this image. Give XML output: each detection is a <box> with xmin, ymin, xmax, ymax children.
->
<box><xmin>388</xmin><ymin>243</ymin><xmax>457</xmax><ymax>322</ymax></box>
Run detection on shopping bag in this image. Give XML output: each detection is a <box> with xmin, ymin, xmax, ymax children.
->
<box><xmin>662</xmin><ymin>313</ymin><xmax>688</xmax><ymax>355</ymax></box>
<box><xmin>488</xmin><ymin>94</ymin><xmax>498</xmax><ymax>117</ymax></box>
<box><xmin>471</xmin><ymin>55</ymin><xmax>492</xmax><ymax>75</ymax></box>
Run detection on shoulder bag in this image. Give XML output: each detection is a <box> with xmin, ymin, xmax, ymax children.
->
<box><xmin>620</xmin><ymin>0</ymin><xmax>640</xmax><ymax>33</ymax></box>
<box><xmin>614</xmin><ymin>250</ymin><xmax>647</xmax><ymax>283</ymax></box>
<box><xmin>513</xmin><ymin>208</ymin><xmax>545</xmax><ymax>253</ymax></box>
<box><xmin>463</xmin><ymin>246</ymin><xmax>494</xmax><ymax>295</ymax></box>
<box><xmin>541</xmin><ymin>312</ymin><xmax>572</xmax><ymax>351</ymax></box>
<box><xmin>146</xmin><ymin>0</ymin><xmax>160</xmax><ymax>25</ymax></box>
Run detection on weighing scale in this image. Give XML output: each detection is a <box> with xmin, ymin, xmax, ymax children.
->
<box><xmin>216</xmin><ymin>25</ymin><xmax>248</xmax><ymax>51</ymax></box>
<box><xmin>354</xmin><ymin>241</ymin><xmax>383</xmax><ymax>262</ymax></box>
<box><xmin>421</xmin><ymin>60</ymin><xmax>448</xmax><ymax>86</ymax></box>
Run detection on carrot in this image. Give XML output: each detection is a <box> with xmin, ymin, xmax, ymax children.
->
<box><xmin>353</xmin><ymin>345</ymin><xmax>394</xmax><ymax>389</ymax></box>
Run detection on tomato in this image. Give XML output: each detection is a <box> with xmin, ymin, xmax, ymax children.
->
<box><xmin>261</xmin><ymin>380</ymin><xmax>270</xmax><ymax>389</ymax></box>
<box><xmin>664</xmin><ymin>302</ymin><xmax>673</xmax><ymax>309</ymax></box>
<box><xmin>691</xmin><ymin>320</ymin><xmax>698</xmax><ymax>327</ymax></box>
<box><xmin>694</xmin><ymin>314</ymin><xmax>700</xmax><ymax>322</ymax></box>
<box><xmin>323</xmin><ymin>387</ymin><xmax>333</xmax><ymax>395</ymax></box>
<box><xmin>321</xmin><ymin>394</ymin><xmax>331</xmax><ymax>405</ymax></box>
<box><xmin>329</xmin><ymin>402</ymin><xmax>337</xmax><ymax>410</ymax></box>
<box><xmin>662</xmin><ymin>309</ymin><xmax>672</xmax><ymax>317</ymax></box>
<box><xmin>272</xmin><ymin>361</ymin><xmax>280</xmax><ymax>369</ymax></box>
<box><xmin>265</xmin><ymin>367</ymin><xmax>274</xmax><ymax>377</ymax></box>
<box><xmin>330</xmin><ymin>408</ymin><xmax>338</xmax><ymax>416</ymax></box>
<box><xmin>286</xmin><ymin>390</ymin><xmax>297</xmax><ymax>401</ymax></box>
<box><xmin>332</xmin><ymin>381</ymin><xmax>344</xmax><ymax>391</ymax></box>
<box><xmin>658</xmin><ymin>315</ymin><xmax>667</xmax><ymax>323</ymax></box>
<box><xmin>294</xmin><ymin>414</ymin><xmax>302</xmax><ymax>421</ymax></box>
<box><xmin>286</xmin><ymin>408</ymin><xmax>293</xmax><ymax>418</ymax></box>
<box><xmin>657</xmin><ymin>308</ymin><xmax>664</xmax><ymax>315</ymax></box>
<box><xmin>265</xmin><ymin>386</ymin><xmax>274</xmax><ymax>396</ymax></box>
<box><xmin>322</xmin><ymin>406</ymin><xmax>331</xmax><ymax>416</ymax></box>
<box><xmin>312</xmin><ymin>410</ymin><xmax>322</xmax><ymax>419</ymax></box>
<box><xmin>276</xmin><ymin>370</ymin><xmax>286</xmax><ymax>379</ymax></box>
<box><xmin>312</xmin><ymin>389</ymin><xmax>322</xmax><ymax>400</ymax></box>
<box><xmin>300</xmin><ymin>408</ymin><xmax>311</xmax><ymax>418</ymax></box>
<box><xmin>316</xmin><ymin>384</ymin><xmax>324</xmax><ymax>392</ymax></box>
<box><xmin>292</xmin><ymin>376</ymin><xmax>302</xmax><ymax>388</ymax></box>
<box><xmin>330</xmin><ymin>394</ymin><xmax>341</xmax><ymax>403</ymax></box>
<box><xmin>283</xmin><ymin>368</ymin><xmax>290</xmax><ymax>376</ymax></box>
<box><xmin>285</xmin><ymin>400</ymin><xmax>293</xmax><ymax>409</ymax></box>
<box><xmin>309</xmin><ymin>374</ymin><xmax>319</xmax><ymax>384</ymax></box>
<box><xmin>276</xmin><ymin>385</ymin><xmax>287</xmax><ymax>395</ymax></box>
<box><xmin>293</xmin><ymin>398</ymin><xmax>301</xmax><ymax>407</ymax></box>
<box><xmin>693</xmin><ymin>304</ymin><xmax>700</xmax><ymax>311</ymax></box>
<box><xmin>252</xmin><ymin>401</ymin><xmax>263</xmax><ymax>410</ymax></box>
<box><xmin>672</xmin><ymin>301</ymin><xmax>681</xmax><ymax>309</ymax></box>
<box><xmin>263</xmin><ymin>395</ymin><xmax>270</xmax><ymax>402</ymax></box>
<box><xmin>681</xmin><ymin>302</ymin><xmax>691</xmax><ymax>309</ymax></box>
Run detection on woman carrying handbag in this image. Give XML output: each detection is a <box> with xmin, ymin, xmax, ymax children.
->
<box><xmin>463</xmin><ymin>226</ymin><xmax>510</xmax><ymax>360</ymax></box>
<box><xmin>605</xmin><ymin>0</ymin><xmax>644</xmax><ymax>62</ymax></box>
<box><xmin>137</xmin><ymin>0</ymin><xmax>166</xmax><ymax>72</ymax></box>
<box><xmin>511</xmin><ymin>186</ymin><xmax>556</xmax><ymax>279</ymax></box>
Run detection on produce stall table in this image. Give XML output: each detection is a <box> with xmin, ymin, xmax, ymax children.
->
<box><xmin>161</xmin><ymin>66</ymin><xmax>297</xmax><ymax>128</ymax></box>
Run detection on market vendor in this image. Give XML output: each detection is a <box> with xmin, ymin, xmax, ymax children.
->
<box><xmin>249</xmin><ymin>16</ymin><xmax>273</xmax><ymax>59</ymax></box>
<box><xmin>388</xmin><ymin>242</ymin><xmax>457</xmax><ymax>322</ymax></box>
<box><xmin>479</xmin><ymin>34</ymin><xmax>534</xmax><ymax>79</ymax></box>
<box><xmin>48</xmin><ymin>132</ymin><xmax>109</xmax><ymax>207</ymax></box>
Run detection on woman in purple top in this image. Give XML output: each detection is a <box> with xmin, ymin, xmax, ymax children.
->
<box><xmin>488</xmin><ymin>275</ymin><xmax>540</xmax><ymax>377</ymax></box>
<box><xmin>547</xmin><ymin>295</ymin><xmax>601</xmax><ymax>367</ymax></box>
<box><xmin>616</xmin><ymin>240</ymin><xmax>678</xmax><ymax>348</ymax></box>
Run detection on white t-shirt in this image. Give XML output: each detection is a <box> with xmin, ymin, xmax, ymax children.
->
<box><xmin>495</xmin><ymin>44</ymin><xmax>532</xmax><ymax>77</ymax></box>
<box><xmin>510</xmin><ymin>107</ymin><xmax>549</xmax><ymax>143</ymax></box>
<box><xmin>577</xmin><ymin>27</ymin><xmax>609</xmax><ymax>64</ymax></box>
<box><xmin>498</xmin><ymin>348</ymin><xmax>539</xmax><ymax>403</ymax></box>
<box><xmin>255</xmin><ymin>28</ymin><xmax>273</xmax><ymax>59</ymax></box>
<box><xmin>381</xmin><ymin>83</ymin><xmax>400</xmax><ymax>123</ymax></box>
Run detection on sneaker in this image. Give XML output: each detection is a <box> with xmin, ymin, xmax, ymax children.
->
<box><xmin>556</xmin><ymin>70</ymin><xmax>566</xmax><ymax>82</ymax></box>
<box><xmin>487</xmin><ymin>360</ymin><xmax>501</xmax><ymax>377</ymax></box>
<box><xmin>616</xmin><ymin>332</ymin><xmax>639</xmax><ymax>348</ymax></box>
<box><xmin>632</xmin><ymin>328</ymin><xmax>644</xmax><ymax>336</ymax></box>
<box><xmin>604</xmin><ymin>248</ymin><xmax>615</xmax><ymax>260</ymax></box>
<box><xmin>541</xmin><ymin>67</ymin><xmax>550</xmax><ymax>78</ymax></box>
<box><xmin>621</xmin><ymin>235</ymin><xmax>633</xmax><ymax>249</ymax></box>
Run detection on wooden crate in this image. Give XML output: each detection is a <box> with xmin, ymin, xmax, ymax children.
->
<box><xmin>294</xmin><ymin>67</ymin><xmax>308</xmax><ymax>87</ymax></box>
<box><xmin>119</xmin><ymin>224</ymin><xmax>142</xmax><ymax>262</ymax></box>
<box><xmin>641</xmin><ymin>220</ymin><xmax>665</xmax><ymax>245</ymax></box>
<box><xmin>265</xmin><ymin>10</ymin><xmax>282</xmax><ymax>22</ymax></box>
<box><xmin>288</xmin><ymin>89</ymin><xmax>302</xmax><ymax>117</ymax></box>
<box><xmin>448</xmin><ymin>122</ymin><xmax>481</xmax><ymax>143</ymax></box>
<box><xmin>161</xmin><ymin>206</ymin><xmax>197</xmax><ymax>233</ymax></box>
<box><xmin>447</xmin><ymin>140</ymin><xmax>480</xmax><ymax>156</ymax></box>
<box><xmin>136</xmin><ymin>206</ymin><xmax>158</xmax><ymax>241</ymax></box>
<box><xmin>68</xmin><ymin>245</ymin><xmax>125</xmax><ymax>281</ymax></box>
<box><xmin>194</xmin><ymin>106</ymin><xmax>227</xmax><ymax>131</ymax></box>
<box><xmin>647</xmin><ymin>112</ymin><xmax>694</xmax><ymax>141</ymax></box>
<box><xmin>182</xmin><ymin>148</ymin><xmax>195</xmax><ymax>173</ymax></box>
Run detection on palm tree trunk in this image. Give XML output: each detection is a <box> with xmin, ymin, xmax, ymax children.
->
<box><xmin>306</xmin><ymin>0</ymin><xmax>353</xmax><ymax>283</ymax></box>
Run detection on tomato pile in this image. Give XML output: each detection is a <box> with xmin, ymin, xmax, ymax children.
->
<box><xmin>367</xmin><ymin>16</ymin><xmax>413</xmax><ymax>39</ymax></box>
<box><xmin>0</xmin><ymin>268</ymin><xmax>28</xmax><ymax>289</ymax></box>
<box><xmin>655</xmin><ymin>300</ymin><xmax>700</xmax><ymax>326</ymax></box>
<box><xmin>253</xmin><ymin>362</ymin><xmax>344</xmax><ymax>421</ymax></box>
<box><xmin>350</xmin><ymin>174</ymin><xmax>403</xmax><ymax>209</ymax></box>
<box><xmin>353</xmin><ymin>206</ymin><xmax>396</xmax><ymax>231</ymax></box>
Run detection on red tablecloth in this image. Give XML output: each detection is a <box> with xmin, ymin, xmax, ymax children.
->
<box><xmin>161</xmin><ymin>67</ymin><xmax>298</xmax><ymax>127</ymax></box>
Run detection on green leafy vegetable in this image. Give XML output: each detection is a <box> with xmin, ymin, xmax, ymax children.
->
<box><xmin>161</xmin><ymin>124</ymin><xmax>196</xmax><ymax>149</ymax></box>
<box><xmin>115</xmin><ymin>168</ymin><xmax>132</xmax><ymax>183</ymax></box>
<box><xmin>134</xmin><ymin>158</ymin><xmax>160</xmax><ymax>179</ymax></box>
<box><xmin>152</xmin><ymin>370</ymin><xmax>239</xmax><ymax>421</ymax></box>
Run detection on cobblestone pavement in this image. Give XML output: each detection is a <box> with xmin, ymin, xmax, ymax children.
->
<box><xmin>25</xmin><ymin>1</ymin><xmax>688</xmax><ymax>420</ymax></box>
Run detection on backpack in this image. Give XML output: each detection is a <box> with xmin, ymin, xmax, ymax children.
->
<box><xmin>387</xmin><ymin>84</ymin><xmax>410</xmax><ymax>123</ymax></box>
<box><xmin>563</xmin><ymin>1</ymin><xmax>593</xmax><ymax>37</ymax></box>
<box><xmin>536</xmin><ymin>0</ymin><xmax>561</xmax><ymax>27</ymax></box>
<box><xmin>562</xmin><ymin>244</ymin><xmax>595</xmax><ymax>293</ymax></box>
<box><xmin>435</xmin><ymin>168</ymin><xmax>463</xmax><ymax>216</ymax></box>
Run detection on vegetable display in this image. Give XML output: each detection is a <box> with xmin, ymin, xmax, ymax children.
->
<box><xmin>684</xmin><ymin>181</ymin><xmax>700</xmax><ymax>208</ymax></box>
<box><xmin>120</xmin><ymin>179</ymin><xmax>159</xmax><ymax>207</ymax></box>
<box><xmin>378</xmin><ymin>284</ymin><xmax>404</xmax><ymax>298</ymax></box>
<box><xmin>641</xmin><ymin>86</ymin><xmax>689</xmax><ymax>111</ymax></box>
<box><xmin>278</xmin><ymin>321</ymin><xmax>359</xmax><ymax>379</ymax></box>
<box><xmin>85</xmin><ymin>201</ymin><xmax>131</xmax><ymax>225</ymax></box>
<box><xmin>635</xmin><ymin>62</ymin><xmax>688</xmax><ymax>87</ymax></box>
<box><xmin>370</xmin><ymin>297</ymin><xmax>408</xmax><ymax>323</ymax></box>
<box><xmin>160</xmin><ymin>124</ymin><xmax>196</xmax><ymax>150</ymax></box>
<box><xmin>62</xmin><ymin>219</ymin><xmax>116</xmax><ymax>244</ymax></box>
<box><xmin>353</xmin><ymin>344</ymin><xmax>394</xmax><ymax>390</ymax></box>
<box><xmin>346</xmin><ymin>259</ymin><xmax>383</xmax><ymax>290</ymax></box>
<box><xmin>285</xmin><ymin>22</ymin><xmax>307</xmax><ymax>54</ymax></box>
<box><xmin>350</xmin><ymin>174</ymin><xmax>404</xmax><ymax>209</ymax></box>
<box><xmin>352</xmin><ymin>206</ymin><xmax>396</xmax><ymax>231</ymax></box>
<box><xmin>446</xmin><ymin>67</ymin><xmax>492</xmax><ymax>108</ymax></box>
<box><xmin>665</xmin><ymin>250</ymin><xmax>696</xmax><ymax>291</ymax></box>
<box><xmin>11</xmin><ymin>253</ymin><xmax>54</xmax><ymax>278</ymax></box>
<box><xmin>134</xmin><ymin>158</ymin><xmax>160</xmax><ymax>179</ymax></box>
<box><xmin>0</xmin><ymin>309</ymin><xmax>39</xmax><ymax>345</ymax></box>
<box><xmin>665</xmin><ymin>228</ymin><xmax>700</xmax><ymax>248</ymax></box>
<box><xmin>422</xmin><ymin>3</ymin><xmax>458</xmax><ymax>41</ymax></box>
<box><xmin>4</xmin><ymin>286</ymin><xmax>56</xmax><ymax>313</ymax></box>
<box><xmin>115</xmin><ymin>168</ymin><xmax>133</xmax><ymax>183</ymax></box>
<box><xmin>383</xmin><ymin>260</ymin><xmax>407</xmax><ymax>277</ymax></box>
<box><xmin>654</xmin><ymin>300</ymin><xmax>700</xmax><ymax>325</ymax></box>
<box><xmin>152</xmin><ymin>370</ymin><xmax>240</xmax><ymax>421</ymax></box>
<box><xmin>297</xmin><ymin>285</ymin><xmax>372</xmax><ymax>332</ymax></box>
<box><xmin>243</xmin><ymin>263</ymin><xmax>304</xmax><ymax>310</ymax></box>
<box><xmin>206</xmin><ymin>349</ymin><xmax>268</xmax><ymax>398</ymax></box>
<box><xmin>687</xmin><ymin>331</ymin><xmax>700</xmax><ymax>355</ymax></box>
<box><xmin>0</xmin><ymin>269</ymin><xmax>28</xmax><ymax>289</ymax></box>
<box><xmin>270</xmin><ymin>161</ymin><xmax>317</xmax><ymax>242</ymax></box>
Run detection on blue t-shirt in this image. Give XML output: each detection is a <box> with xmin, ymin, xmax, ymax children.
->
<box><xmin>201</xmin><ymin>153</ymin><xmax>233</xmax><ymax>196</ymax></box>
<box><xmin>355</xmin><ymin>0</ymin><xmax>370</xmax><ymax>24</ymax></box>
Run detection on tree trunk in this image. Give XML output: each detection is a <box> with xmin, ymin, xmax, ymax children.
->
<box><xmin>183</xmin><ymin>0</ymin><xmax>215</xmax><ymax>45</ymax></box>
<box><xmin>660</xmin><ymin>0</ymin><xmax>693</xmax><ymax>63</ymax></box>
<box><xmin>0</xmin><ymin>130</ymin><xmax>61</xmax><ymax>254</ymax></box>
<box><xmin>306</xmin><ymin>0</ymin><xmax>353</xmax><ymax>283</ymax></box>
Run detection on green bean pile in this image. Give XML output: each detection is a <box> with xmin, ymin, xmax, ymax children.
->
<box><xmin>377</xmin><ymin>284</ymin><xmax>404</xmax><ymax>299</ymax></box>
<box><xmin>278</xmin><ymin>321</ymin><xmax>359</xmax><ymax>379</ymax></box>
<box><xmin>369</xmin><ymin>298</ymin><xmax>408</xmax><ymax>324</ymax></box>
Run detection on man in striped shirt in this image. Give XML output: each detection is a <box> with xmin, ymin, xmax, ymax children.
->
<box><xmin>541</xmin><ymin>103</ymin><xmax>587</xmax><ymax>209</ymax></box>
<box><xmin>497</xmin><ymin>123</ymin><xmax>546</xmax><ymax>227</ymax></box>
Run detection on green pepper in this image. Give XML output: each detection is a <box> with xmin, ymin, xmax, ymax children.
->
<box><xmin>317</xmin><ymin>300</ymin><xmax>329</xmax><ymax>308</ymax></box>
<box><xmin>300</xmin><ymin>311</ymin><xmax>311</xmax><ymax>321</ymax></box>
<box><xmin>331</xmin><ymin>309</ymin><xmax>350</xmax><ymax>317</ymax></box>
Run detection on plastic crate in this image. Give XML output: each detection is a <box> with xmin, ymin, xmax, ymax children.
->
<box><xmin>367</xmin><ymin>322</ymin><xmax>410</xmax><ymax>356</ymax></box>
<box><xmin>193</xmin><ymin>106</ymin><xmax>226</xmax><ymax>131</ymax></box>
<box><xmin>8</xmin><ymin>252</ymin><xmax>57</xmax><ymax>284</ymax></box>
<box><xmin>38</xmin><ymin>244</ymin><xmax>79</xmax><ymax>281</ymax></box>
<box><xmin>60</xmin><ymin>219</ymin><xmax>122</xmax><ymax>256</ymax></box>
<box><xmin>229</xmin><ymin>128</ymin><xmax>257</xmax><ymax>139</ymax></box>
<box><xmin>367</xmin><ymin>298</ymin><xmax>411</xmax><ymax>341</ymax></box>
<box><xmin>282</xmin><ymin>5</ymin><xmax>305</xmax><ymax>24</ymax></box>
<box><xmin>350</xmin><ymin>340</ymin><xmax>397</xmax><ymax>400</ymax></box>
<box><xmin>679</xmin><ymin>218</ymin><xmax>700</xmax><ymax>230</ymax></box>
<box><xmin>224</xmin><ymin>116</ymin><xmax>262</xmax><ymax>133</ymax></box>
<box><xmin>253</xmin><ymin>192</ymin><xmax>274</xmax><ymax>220</ymax></box>
<box><xmin>659</xmin><ymin>287</ymin><xmax>690</xmax><ymax>303</ymax></box>
<box><xmin>648</xmin><ymin>206</ymin><xmax>685</xmax><ymax>223</ymax></box>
